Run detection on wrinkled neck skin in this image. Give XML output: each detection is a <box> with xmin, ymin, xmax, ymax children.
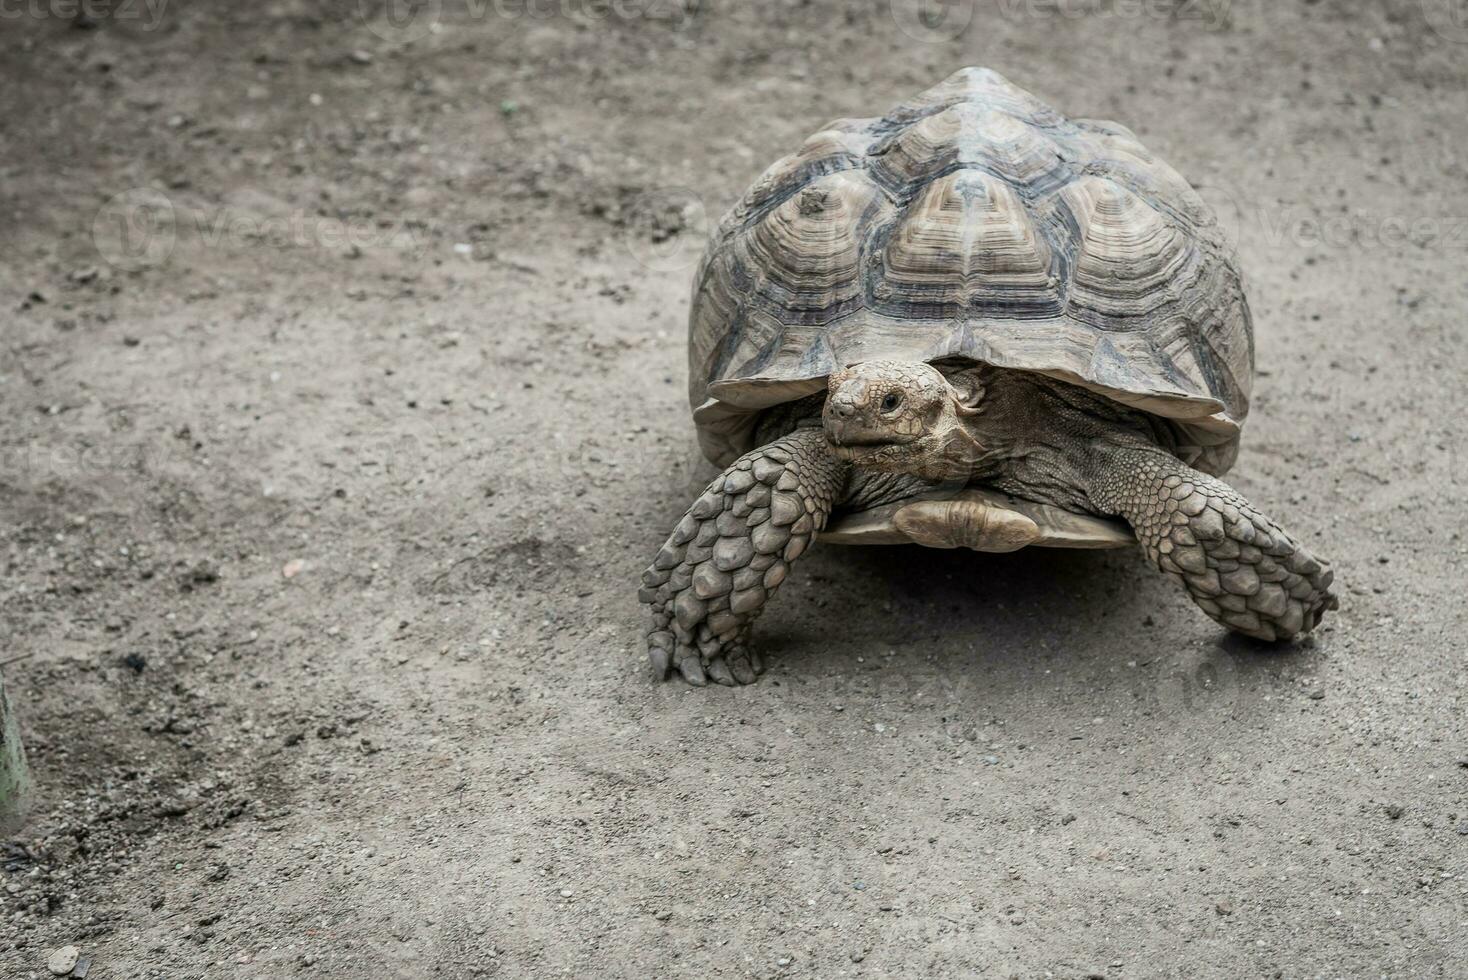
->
<box><xmin>962</xmin><ymin>368</ymin><xmax>1172</xmax><ymax>513</ymax></box>
<box><xmin>757</xmin><ymin>365</ymin><xmax>1175</xmax><ymax>515</ymax></box>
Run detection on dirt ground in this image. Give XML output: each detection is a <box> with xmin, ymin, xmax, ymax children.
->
<box><xmin>1</xmin><ymin>0</ymin><xmax>1466</xmax><ymax>977</ymax></box>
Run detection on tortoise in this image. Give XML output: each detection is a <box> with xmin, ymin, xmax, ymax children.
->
<box><xmin>639</xmin><ymin>67</ymin><xmax>1337</xmax><ymax>687</ymax></box>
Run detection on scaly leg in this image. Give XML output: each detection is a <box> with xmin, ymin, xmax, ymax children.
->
<box><xmin>1088</xmin><ymin>445</ymin><xmax>1338</xmax><ymax>641</ymax></box>
<box><xmin>639</xmin><ymin>426</ymin><xmax>849</xmax><ymax>686</ymax></box>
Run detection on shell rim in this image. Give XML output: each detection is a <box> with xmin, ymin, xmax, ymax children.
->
<box><xmin>692</xmin><ymin>355</ymin><xmax>1240</xmax><ymax>472</ymax></box>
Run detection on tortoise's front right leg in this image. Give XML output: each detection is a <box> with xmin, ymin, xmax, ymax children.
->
<box><xmin>640</xmin><ymin>426</ymin><xmax>849</xmax><ymax>687</ymax></box>
<box><xmin>1088</xmin><ymin>444</ymin><xmax>1338</xmax><ymax>640</ymax></box>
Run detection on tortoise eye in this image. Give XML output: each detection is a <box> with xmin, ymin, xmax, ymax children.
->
<box><xmin>881</xmin><ymin>392</ymin><xmax>901</xmax><ymax>412</ymax></box>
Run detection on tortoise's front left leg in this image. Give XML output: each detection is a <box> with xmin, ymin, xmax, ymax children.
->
<box><xmin>640</xmin><ymin>425</ymin><xmax>849</xmax><ymax>686</ymax></box>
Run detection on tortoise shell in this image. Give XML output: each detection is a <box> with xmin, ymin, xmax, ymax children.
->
<box><xmin>688</xmin><ymin>68</ymin><xmax>1253</xmax><ymax>477</ymax></box>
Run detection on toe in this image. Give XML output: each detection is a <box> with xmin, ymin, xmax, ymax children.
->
<box><xmin>726</xmin><ymin>649</ymin><xmax>757</xmax><ymax>685</ymax></box>
<box><xmin>677</xmin><ymin>654</ymin><xmax>708</xmax><ymax>687</ymax></box>
<box><xmin>705</xmin><ymin>657</ymin><xmax>737</xmax><ymax>687</ymax></box>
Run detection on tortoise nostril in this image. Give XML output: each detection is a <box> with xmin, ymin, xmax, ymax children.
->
<box><xmin>831</xmin><ymin>400</ymin><xmax>857</xmax><ymax>420</ymax></box>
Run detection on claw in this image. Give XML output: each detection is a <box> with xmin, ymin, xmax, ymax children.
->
<box><xmin>747</xmin><ymin>649</ymin><xmax>765</xmax><ymax>675</ymax></box>
<box><xmin>726</xmin><ymin>650</ymin><xmax>756</xmax><ymax>685</ymax></box>
<box><xmin>649</xmin><ymin>646</ymin><xmax>671</xmax><ymax>680</ymax></box>
<box><xmin>677</xmin><ymin>656</ymin><xmax>708</xmax><ymax>687</ymax></box>
<box><xmin>705</xmin><ymin>657</ymin><xmax>737</xmax><ymax>687</ymax></box>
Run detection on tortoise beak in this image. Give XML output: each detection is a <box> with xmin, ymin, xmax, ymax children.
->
<box><xmin>823</xmin><ymin>409</ymin><xmax>919</xmax><ymax>450</ymax></box>
<box><xmin>824</xmin><ymin>392</ymin><xmax>869</xmax><ymax>446</ymax></box>
<box><xmin>827</xmin><ymin>419</ymin><xmax>891</xmax><ymax>448</ymax></box>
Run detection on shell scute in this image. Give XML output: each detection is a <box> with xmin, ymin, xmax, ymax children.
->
<box><xmin>874</xmin><ymin>170</ymin><xmax>1062</xmax><ymax>320</ymax></box>
<box><xmin>868</xmin><ymin>103</ymin><xmax>1072</xmax><ymax>197</ymax></box>
<box><xmin>744</xmin><ymin>171</ymin><xmax>889</xmax><ymax>319</ymax></box>
<box><xmin>725</xmin><ymin>126</ymin><xmax>877</xmax><ymax>233</ymax></box>
<box><xmin>1058</xmin><ymin>175</ymin><xmax>1202</xmax><ymax>323</ymax></box>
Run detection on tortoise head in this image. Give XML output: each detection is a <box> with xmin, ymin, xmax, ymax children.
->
<box><xmin>823</xmin><ymin>361</ymin><xmax>986</xmax><ymax>479</ymax></box>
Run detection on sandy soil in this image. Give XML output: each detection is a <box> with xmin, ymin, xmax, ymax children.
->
<box><xmin>2</xmin><ymin>1</ymin><xmax>1466</xmax><ymax>977</ymax></box>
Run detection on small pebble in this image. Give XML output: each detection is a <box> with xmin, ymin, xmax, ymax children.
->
<box><xmin>559</xmin><ymin>888</ymin><xmax>573</xmax><ymax>898</ymax></box>
<box><xmin>282</xmin><ymin>559</ymin><xmax>306</xmax><ymax>579</ymax></box>
<box><xmin>1215</xmin><ymin>900</ymin><xmax>1234</xmax><ymax>916</ymax></box>
<box><xmin>1306</xmin><ymin>687</ymin><xmax>1326</xmax><ymax>700</ymax></box>
<box><xmin>47</xmin><ymin>946</ymin><xmax>79</xmax><ymax>976</ymax></box>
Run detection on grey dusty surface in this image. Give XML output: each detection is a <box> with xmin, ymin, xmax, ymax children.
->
<box><xmin>1</xmin><ymin>2</ymin><xmax>1465</xmax><ymax>978</ymax></box>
